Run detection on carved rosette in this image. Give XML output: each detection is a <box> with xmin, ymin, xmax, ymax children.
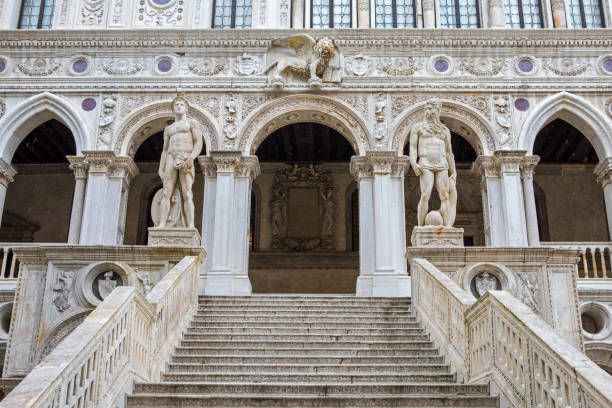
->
<box><xmin>0</xmin><ymin>158</ymin><xmax>16</xmax><ymax>188</ymax></box>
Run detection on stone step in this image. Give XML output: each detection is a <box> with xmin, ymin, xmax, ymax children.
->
<box><xmin>170</xmin><ymin>355</ymin><xmax>446</xmax><ymax>365</ymax></box>
<box><xmin>192</xmin><ymin>315</ymin><xmax>417</xmax><ymax>323</ymax></box>
<box><xmin>128</xmin><ymin>394</ymin><xmax>497</xmax><ymax>407</ymax></box>
<box><xmin>189</xmin><ymin>321</ymin><xmax>421</xmax><ymax>329</ymax></box>
<box><xmin>165</xmin><ymin>363</ymin><xmax>450</xmax><ymax>375</ymax></box>
<box><xmin>199</xmin><ymin>295</ymin><xmax>410</xmax><ymax>302</ymax></box>
<box><xmin>159</xmin><ymin>373</ymin><xmax>457</xmax><ymax>383</ymax></box>
<box><xmin>181</xmin><ymin>333</ymin><xmax>430</xmax><ymax>342</ymax></box>
<box><xmin>178</xmin><ymin>340</ymin><xmax>436</xmax><ymax>349</ymax></box>
<box><xmin>199</xmin><ymin>300</ymin><xmax>412</xmax><ymax>307</ymax></box>
<box><xmin>132</xmin><ymin>382</ymin><xmax>491</xmax><ymax>396</ymax></box>
<box><xmin>194</xmin><ymin>310</ymin><xmax>413</xmax><ymax>316</ymax></box>
<box><xmin>197</xmin><ymin>306</ymin><xmax>412</xmax><ymax>312</ymax></box>
<box><xmin>173</xmin><ymin>347</ymin><xmax>441</xmax><ymax>357</ymax></box>
<box><xmin>186</xmin><ymin>326</ymin><xmax>424</xmax><ymax>335</ymax></box>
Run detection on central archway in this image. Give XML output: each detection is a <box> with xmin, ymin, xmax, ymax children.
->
<box><xmin>248</xmin><ymin>122</ymin><xmax>359</xmax><ymax>294</ymax></box>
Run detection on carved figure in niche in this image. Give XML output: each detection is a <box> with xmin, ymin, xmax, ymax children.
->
<box><xmin>409</xmin><ymin>102</ymin><xmax>457</xmax><ymax>227</ymax></box>
<box><xmin>52</xmin><ymin>271</ymin><xmax>72</xmax><ymax>312</ymax></box>
<box><xmin>136</xmin><ymin>269</ymin><xmax>152</xmax><ymax>296</ymax></box>
<box><xmin>271</xmin><ymin>185</ymin><xmax>286</xmax><ymax>247</ymax></box>
<box><xmin>264</xmin><ymin>34</ymin><xmax>341</xmax><ymax>90</ymax></box>
<box><xmin>153</xmin><ymin>91</ymin><xmax>203</xmax><ymax>229</ymax></box>
<box><xmin>321</xmin><ymin>188</ymin><xmax>334</xmax><ymax>240</ymax></box>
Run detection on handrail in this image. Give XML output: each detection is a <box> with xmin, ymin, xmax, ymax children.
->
<box><xmin>0</xmin><ymin>255</ymin><xmax>200</xmax><ymax>408</ymax></box>
<box><xmin>412</xmin><ymin>257</ymin><xmax>612</xmax><ymax>408</ymax></box>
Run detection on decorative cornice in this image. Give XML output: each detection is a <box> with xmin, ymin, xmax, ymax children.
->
<box><xmin>0</xmin><ymin>158</ymin><xmax>17</xmax><ymax>188</ymax></box>
<box><xmin>66</xmin><ymin>156</ymin><xmax>90</xmax><ymax>180</ymax></box>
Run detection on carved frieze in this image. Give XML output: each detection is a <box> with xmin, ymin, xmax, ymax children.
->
<box><xmin>605</xmin><ymin>98</ymin><xmax>612</xmax><ymax>120</ymax></box>
<box><xmin>544</xmin><ymin>58</ymin><xmax>589</xmax><ymax>76</ymax></box>
<box><xmin>187</xmin><ymin>58</ymin><xmax>226</xmax><ymax>76</ymax></box>
<box><xmin>81</xmin><ymin>0</ymin><xmax>105</xmax><ymax>25</ymax></box>
<box><xmin>344</xmin><ymin>54</ymin><xmax>371</xmax><ymax>76</ymax></box>
<box><xmin>233</xmin><ymin>53</ymin><xmax>263</xmax><ymax>76</ymax></box>
<box><xmin>137</xmin><ymin>0</ymin><xmax>185</xmax><ymax>27</ymax></box>
<box><xmin>223</xmin><ymin>93</ymin><xmax>238</xmax><ymax>149</ymax></box>
<box><xmin>339</xmin><ymin>95</ymin><xmax>367</xmax><ymax>119</ymax></box>
<box><xmin>100</xmin><ymin>58</ymin><xmax>146</xmax><ymax>75</ymax></box>
<box><xmin>459</xmin><ymin>58</ymin><xmax>505</xmax><ymax>76</ymax></box>
<box><xmin>0</xmin><ymin>99</ymin><xmax>5</xmax><ymax>120</ymax></box>
<box><xmin>17</xmin><ymin>58</ymin><xmax>60</xmax><ymax>76</ymax></box>
<box><xmin>392</xmin><ymin>94</ymin><xmax>490</xmax><ymax>120</ymax></box>
<box><xmin>377</xmin><ymin>57</ymin><xmax>420</xmax><ymax>76</ymax></box>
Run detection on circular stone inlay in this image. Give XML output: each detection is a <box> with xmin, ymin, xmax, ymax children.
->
<box><xmin>603</xmin><ymin>59</ymin><xmax>612</xmax><ymax>73</ymax></box>
<box><xmin>518</xmin><ymin>59</ymin><xmax>533</xmax><ymax>73</ymax></box>
<box><xmin>73</xmin><ymin>59</ymin><xmax>88</xmax><ymax>73</ymax></box>
<box><xmin>470</xmin><ymin>271</ymin><xmax>502</xmax><ymax>299</ymax></box>
<box><xmin>514</xmin><ymin>98</ymin><xmax>529</xmax><ymax>111</ymax></box>
<box><xmin>0</xmin><ymin>60</ymin><xmax>5</xmax><ymax>73</ymax></box>
<box><xmin>434</xmin><ymin>59</ymin><xmax>449</xmax><ymax>73</ymax></box>
<box><xmin>82</xmin><ymin>98</ymin><xmax>97</xmax><ymax>111</ymax></box>
<box><xmin>92</xmin><ymin>271</ymin><xmax>124</xmax><ymax>301</ymax></box>
<box><xmin>152</xmin><ymin>0</ymin><xmax>172</xmax><ymax>4</ymax></box>
<box><xmin>157</xmin><ymin>59</ymin><xmax>172</xmax><ymax>73</ymax></box>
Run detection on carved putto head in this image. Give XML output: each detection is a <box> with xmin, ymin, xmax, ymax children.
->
<box><xmin>314</xmin><ymin>37</ymin><xmax>335</xmax><ymax>61</ymax></box>
<box><xmin>171</xmin><ymin>90</ymin><xmax>189</xmax><ymax>114</ymax></box>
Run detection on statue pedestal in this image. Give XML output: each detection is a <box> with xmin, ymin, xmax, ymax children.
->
<box><xmin>411</xmin><ymin>226</ymin><xmax>464</xmax><ymax>247</ymax></box>
<box><xmin>148</xmin><ymin>227</ymin><xmax>201</xmax><ymax>247</ymax></box>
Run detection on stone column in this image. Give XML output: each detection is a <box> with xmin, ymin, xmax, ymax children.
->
<box><xmin>66</xmin><ymin>156</ymin><xmax>89</xmax><ymax>245</ymax></box>
<box><xmin>476</xmin><ymin>156</ymin><xmax>504</xmax><ymax>246</ymax></box>
<box><xmin>198</xmin><ymin>152</ymin><xmax>259</xmax><ymax>296</ymax></box>
<box><xmin>551</xmin><ymin>0</ymin><xmax>567</xmax><ymax>27</ymax></box>
<box><xmin>520</xmin><ymin>156</ymin><xmax>540</xmax><ymax>246</ymax></box>
<box><xmin>595</xmin><ymin>158</ymin><xmax>612</xmax><ymax>240</ymax></box>
<box><xmin>422</xmin><ymin>0</ymin><xmax>436</xmax><ymax>28</ymax></box>
<box><xmin>79</xmin><ymin>151</ymin><xmax>138</xmax><ymax>245</ymax></box>
<box><xmin>497</xmin><ymin>151</ymin><xmax>529</xmax><ymax>247</ymax></box>
<box><xmin>488</xmin><ymin>0</ymin><xmax>506</xmax><ymax>27</ymax></box>
<box><xmin>350</xmin><ymin>152</ymin><xmax>410</xmax><ymax>297</ymax></box>
<box><xmin>0</xmin><ymin>159</ymin><xmax>16</xmax><ymax>228</ymax></box>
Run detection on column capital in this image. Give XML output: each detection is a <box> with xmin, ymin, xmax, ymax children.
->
<box><xmin>349</xmin><ymin>156</ymin><xmax>373</xmax><ymax>181</ymax></box>
<box><xmin>519</xmin><ymin>155</ymin><xmax>540</xmax><ymax>180</ymax></box>
<box><xmin>350</xmin><ymin>151</ymin><xmax>407</xmax><ymax>180</ymax></box>
<box><xmin>81</xmin><ymin>151</ymin><xmax>139</xmax><ymax>183</ymax></box>
<box><xmin>234</xmin><ymin>155</ymin><xmax>260</xmax><ymax>180</ymax></box>
<box><xmin>211</xmin><ymin>151</ymin><xmax>242</xmax><ymax>173</ymax></box>
<box><xmin>198</xmin><ymin>152</ymin><xmax>260</xmax><ymax>180</ymax></box>
<box><xmin>0</xmin><ymin>158</ymin><xmax>16</xmax><ymax>188</ymax></box>
<box><xmin>494</xmin><ymin>150</ymin><xmax>527</xmax><ymax>173</ymax></box>
<box><xmin>66</xmin><ymin>156</ymin><xmax>90</xmax><ymax>180</ymax></box>
<box><xmin>595</xmin><ymin>157</ymin><xmax>612</xmax><ymax>187</ymax></box>
<box><xmin>474</xmin><ymin>155</ymin><xmax>500</xmax><ymax>178</ymax></box>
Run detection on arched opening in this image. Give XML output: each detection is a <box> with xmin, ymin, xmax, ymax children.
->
<box><xmin>0</xmin><ymin>119</ymin><xmax>76</xmax><ymax>242</ymax></box>
<box><xmin>403</xmin><ymin>132</ymin><xmax>484</xmax><ymax>246</ymax></box>
<box><xmin>534</xmin><ymin>119</ymin><xmax>608</xmax><ymax>243</ymax></box>
<box><xmin>123</xmin><ymin>129</ymin><xmax>206</xmax><ymax>245</ymax></box>
<box><xmin>248</xmin><ymin>122</ymin><xmax>359</xmax><ymax>294</ymax></box>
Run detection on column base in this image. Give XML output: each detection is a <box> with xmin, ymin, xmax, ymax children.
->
<box><xmin>148</xmin><ymin>227</ymin><xmax>201</xmax><ymax>247</ymax></box>
<box><xmin>203</xmin><ymin>272</ymin><xmax>252</xmax><ymax>296</ymax></box>
<box><xmin>356</xmin><ymin>273</ymin><xmax>411</xmax><ymax>297</ymax></box>
<box><xmin>411</xmin><ymin>226</ymin><xmax>464</xmax><ymax>247</ymax></box>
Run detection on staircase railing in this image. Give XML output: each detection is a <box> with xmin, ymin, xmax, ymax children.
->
<box><xmin>541</xmin><ymin>242</ymin><xmax>612</xmax><ymax>279</ymax></box>
<box><xmin>412</xmin><ymin>257</ymin><xmax>612</xmax><ymax>408</ymax></box>
<box><xmin>0</xmin><ymin>255</ymin><xmax>200</xmax><ymax>408</ymax></box>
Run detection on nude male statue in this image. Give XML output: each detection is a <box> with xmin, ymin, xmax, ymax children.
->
<box><xmin>157</xmin><ymin>93</ymin><xmax>203</xmax><ymax>229</ymax></box>
<box><xmin>409</xmin><ymin>102</ymin><xmax>457</xmax><ymax>227</ymax></box>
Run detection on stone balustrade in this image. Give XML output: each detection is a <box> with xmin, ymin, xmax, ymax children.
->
<box><xmin>0</xmin><ymin>255</ymin><xmax>200</xmax><ymax>408</ymax></box>
<box><xmin>412</xmin><ymin>257</ymin><xmax>612</xmax><ymax>408</ymax></box>
<box><xmin>542</xmin><ymin>242</ymin><xmax>612</xmax><ymax>279</ymax></box>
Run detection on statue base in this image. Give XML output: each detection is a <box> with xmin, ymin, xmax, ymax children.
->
<box><xmin>411</xmin><ymin>226</ymin><xmax>464</xmax><ymax>247</ymax></box>
<box><xmin>148</xmin><ymin>227</ymin><xmax>201</xmax><ymax>247</ymax></box>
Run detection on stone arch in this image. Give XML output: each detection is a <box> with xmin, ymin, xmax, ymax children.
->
<box><xmin>36</xmin><ymin>310</ymin><xmax>91</xmax><ymax>363</ymax></box>
<box><xmin>518</xmin><ymin>92</ymin><xmax>612</xmax><ymax>159</ymax></box>
<box><xmin>0</xmin><ymin>92</ymin><xmax>91</xmax><ymax>162</ymax></box>
<box><xmin>585</xmin><ymin>342</ymin><xmax>612</xmax><ymax>375</ymax></box>
<box><xmin>238</xmin><ymin>94</ymin><xmax>370</xmax><ymax>156</ymax></box>
<box><xmin>114</xmin><ymin>101</ymin><xmax>219</xmax><ymax>157</ymax></box>
<box><xmin>392</xmin><ymin>100</ymin><xmax>495</xmax><ymax>156</ymax></box>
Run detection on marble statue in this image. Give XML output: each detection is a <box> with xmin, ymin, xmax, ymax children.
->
<box><xmin>409</xmin><ymin>102</ymin><xmax>457</xmax><ymax>227</ymax></box>
<box><xmin>265</xmin><ymin>34</ymin><xmax>341</xmax><ymax>90</ymax></box>
<box><xmin>321</xmin><ymin>188</ymin><xmax>334</xmax><ymax>239</ymax></box>
<box><xmin>153</xmin><ymin>92</ymin><xmax>203</xmax><ymax>229</ymax></box>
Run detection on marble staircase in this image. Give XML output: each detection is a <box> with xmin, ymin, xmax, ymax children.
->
<box><xmin>127</xmin><ymin>295</ymin><xmax>497</xmax><ymax>407</ymax></box>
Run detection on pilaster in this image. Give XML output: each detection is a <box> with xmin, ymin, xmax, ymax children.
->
<box><xmin>79</xmin><ymin>151</ymin><xmax>138</xmax><ymax>245</ymax></box>
<box><xmin>198</xmin><ymin>152</ymin><xmax>259</xmax><ymax>296</ymax></box>
<box><xmin>594</xmin><ymin>157</ymin><xmax>612</xmax><ymax>240</ymax></box>
<box><xmin>350</xmin><ymin>152</ymin><xmax>410</xmax><ymax>297</ymax></box>
<box><xmin>0</xmin><ymin>158</ymin><xmax>16</xmax><ymax>228</ymax></box>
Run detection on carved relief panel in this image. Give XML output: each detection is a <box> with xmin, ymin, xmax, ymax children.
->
<box><xmin>271</xmin><ymin>164</ymin><xmax>335</xmax><ymax>251</ymax></box>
